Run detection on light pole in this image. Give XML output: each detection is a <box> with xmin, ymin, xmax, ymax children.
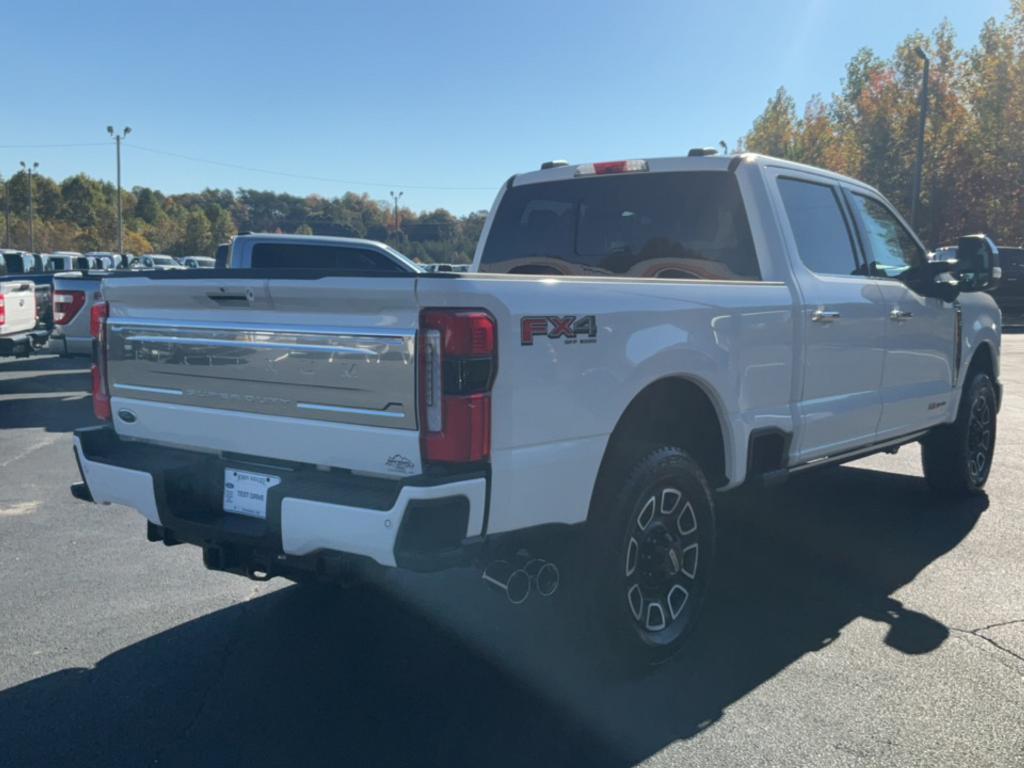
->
<box><xmin>910</xmin><ymin>47</ymin><xmax>929</xmax><ymax>233</ymax></box>
<box><xmin>719</xmin><ymin>140</ymin><xmax>728</xmax><ymax>155</ymax></box>
<box><xmin>389</xmin><ymin>190</ymin><xmax>403</xmax><ymax>232</ymax></box>
<box><xmin>3</xmin><ymin>174</ymin><xmax>10</xmax><ymax>248</ymax></box>
<box><xmin>107</xmin><ymin>126</ymin><xmax>131</xmax><ymax>253</ymax></box>
<box><xmin>20</xmin><ymin>161</ymin><xmax>38</xmax><ymax>252</ymax></box>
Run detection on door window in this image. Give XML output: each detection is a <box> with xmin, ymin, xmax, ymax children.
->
<box><xmin>848</xmin><ymin>194</ymin><xmax>924</xmax><ymax>279</ymax></box>
<box><xmin>777</xmin><ymin>178</ymin><xmax>861</xmax><ymax>276</ymax></box>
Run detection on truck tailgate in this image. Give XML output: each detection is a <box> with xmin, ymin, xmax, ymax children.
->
<box><xmin>101</xmin><ymin>274</ymin><xmax>422</xmax><ymax>477</ymax></box>
<box><xmin>0</xmin><ymin>280</ymin><xmax>37</xmax><ymax>336</ymax></box>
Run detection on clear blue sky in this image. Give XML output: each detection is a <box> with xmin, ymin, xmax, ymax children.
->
<box><xmin>0</xmin><ymin>0</ymin><xmax>1011</xmax><ymax>215</ymax></box>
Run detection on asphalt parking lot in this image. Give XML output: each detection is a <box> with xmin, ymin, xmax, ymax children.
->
<box><xmin>1</xmin><ymin>346</ymin><xmax>1023</xmax><ymax>767</ymax></box>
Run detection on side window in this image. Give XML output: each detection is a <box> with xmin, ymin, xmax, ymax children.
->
<box><xmin>250</xmin><ymin>244</ymin><xmax>401</xmax><ymax>272</ymax></box>
<box><xmin>777</xmin><ymin>178</ymin><xmax>860</xmax><ymax>276</ymax></box>
<box><xmin>848</xmin><ymin>193</ymin><xmax>924</xmax><ymax>279</ymax></box>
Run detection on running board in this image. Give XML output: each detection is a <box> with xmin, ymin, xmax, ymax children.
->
<box><xmin>759</xmin><ymin>430</ymin><xmax>929</xmax><ymax>487</ymax></box>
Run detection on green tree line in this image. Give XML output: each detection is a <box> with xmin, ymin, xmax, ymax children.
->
<box><xmin>0</xmin><ymin>173</ymin><xmax>487</xmax><ymax>264</ymax></box>
<box><xmin>740</xmin><ymin>1</ymin><xmax>1024</xmax><ymax>248</ymax></box>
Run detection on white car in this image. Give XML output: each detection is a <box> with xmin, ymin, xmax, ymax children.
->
<box><xmin>85</xmin><ymin>252</ymin><xmax>119</xmax><ymax>270</ymax></box>
<box><xmin>136</xmin><ymin>254</ymin><xmax>185</xmax><ymax>270</ymax></box>
<box><xmin>181</xmin><ymin>256</ymin><xmax>215</xmax><ymax>269</ymax></box>
<box><xmin>45</xmin><ymin>252</ymin><xmax>87</xmax><ymax>272</ymax></box>
<box><xmin>71</xmin><ymin>153</ymin><xmax>1002</xmax><ymax>665</ymax></box>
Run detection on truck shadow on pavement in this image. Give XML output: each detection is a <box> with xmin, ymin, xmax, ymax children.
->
<box><xmin>0</xmin><ymin>355</ymin><xmax>94</xmax><ymax>433</ymax></box>
<box><xmin>0</xmin><ymin>465</ymin><xmax>984</xmax><ymax>767</ymax></box>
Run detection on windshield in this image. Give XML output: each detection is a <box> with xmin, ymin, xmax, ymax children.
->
<box><xmin>479</xmin><ymin>171</ymin><xmax>759</xmax><ymax>280</ymax></box>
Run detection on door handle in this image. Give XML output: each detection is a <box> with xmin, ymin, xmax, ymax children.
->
<box><xmin>811</xmin><ymin>308</ymin><xmax>841</xmax><ymax>323</ymax></box>
<box><xmin>889</xmin><ymin>308</ymin><xmax>913</xmax><ymax>323</ymax></box>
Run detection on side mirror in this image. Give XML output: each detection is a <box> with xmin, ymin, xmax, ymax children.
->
<box><xmin>955</xmin><ymin>234</ymin><xmax>1000</xmax><ymax>292</ymax></box>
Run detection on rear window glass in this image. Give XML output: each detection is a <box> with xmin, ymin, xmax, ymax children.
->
<box><xmin>251</xmin><ymin>244</ymin><xmax>402</xmax><ymax>272</ymax></box>
<box><xmin>479</xmin><ymin>171</ymin><xmax>760</xmax><ymax>280</ymax></box>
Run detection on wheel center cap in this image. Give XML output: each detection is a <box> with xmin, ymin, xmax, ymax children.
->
<box><xmin>637</xmin><ymin>525</ymin><xmax>679</xmax><ymax>584</ymax></box>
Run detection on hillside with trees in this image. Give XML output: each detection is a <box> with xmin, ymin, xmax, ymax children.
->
<box><xmin>2</xmin><ymin>4</ymin><xmax>1021</xmax><ymax>260</ymax></box>
<box><xmin>0</xmin><ymin>175</ymin><xmax>487</xmax><ymax>264</ymax></box>
<box><xmin>740</xmin><ymin>1</ymin><xmax>1024</xmax><ymax>248</ymax></box>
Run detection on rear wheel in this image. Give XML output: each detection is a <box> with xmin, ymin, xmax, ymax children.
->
<box><xmin>921</xmin><ymin>372</ymin><xmax>997</xmax><ymax>496</ymax></box>
<box><xmin>583</xmin><ymin>446</ymin><xmax>716</xmax><ymax>667</ymax></box>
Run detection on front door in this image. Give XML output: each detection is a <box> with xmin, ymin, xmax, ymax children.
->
<box><xmin>772</xmin><ymin>172</ymin><xmax>887</xmax><ymax>462</ymax></box>
<box><xmin>844</xmin><ymin>190</ymin><xmax>956</xmax><ymax>439</ymax></box>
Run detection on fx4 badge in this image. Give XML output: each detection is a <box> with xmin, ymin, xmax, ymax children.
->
<box><xmin>521</xmin><ymin>315</ymin><xmax>598</xmax><ymax>346</ymax></box>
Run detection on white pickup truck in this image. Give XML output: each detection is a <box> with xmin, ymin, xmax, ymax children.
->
<box><xmin>71</xmin><ymin>153</ymin><xmax>1002</xmax><ymax>664</ymax></box>
<box><xmin>0</xmin><ymin>272</ymin><xmax>40</xmax><ymax>358</ymax></box>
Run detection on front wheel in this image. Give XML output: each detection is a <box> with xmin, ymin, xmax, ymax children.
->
<box><xmin>921</xmin><ymin>372</ymin><xmax>998</xmax><ymax>497</ymax></box>
<box><xmin>583</xmin><ymin>446</ymin><xmax>716</xmax><ymax>667</ymax></box>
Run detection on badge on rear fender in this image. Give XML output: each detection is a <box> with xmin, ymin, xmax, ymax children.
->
<box><xmin>521</xmin><ymin>315</ymin><xmax>598</xmax><ymax>345</ymax></box>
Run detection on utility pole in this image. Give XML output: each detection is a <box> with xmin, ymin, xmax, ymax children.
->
<box><xmin>107</xmin><ymin>126</ymin><xmax>132</xmax><ymax>253</ymax></box>
<box><xmin>910</xmin><ymin>47</ymin><xmax>929</xmax><ymax>232</ymax></box>
<box><xmin>20</xmin><ymin>161</ymin><xmax>38</xmax><ymax>252</ymax></box>
<box><xmin>3</xmin><ymin>174</ymin><xmax>10</xmax><ymax>248</ymax></box>
<box><xmin>389</xmin><ymin>190</ymin><xmax>403</xmax><ymax>232</ymax></box>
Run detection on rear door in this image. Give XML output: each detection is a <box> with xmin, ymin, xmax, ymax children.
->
<box><xmin>844</xmin><ymin>190</ymin><xmax>956</xmax><ymax>439</ymax></box>
<box><xmin>771</xmin><ymin>171</ymin><xmax>887</xmax><ymax>462</ymax></box>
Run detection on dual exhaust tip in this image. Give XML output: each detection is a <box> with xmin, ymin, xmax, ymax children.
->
<box><xmin>482</xmin><ymin>557</ymin><xmax>559</xmax><ymax>604</ymax></box>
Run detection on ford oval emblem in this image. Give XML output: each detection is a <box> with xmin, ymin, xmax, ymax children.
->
<box><xmin>117</xmin><ymin>409</ymin><xmax>138</xmax><ymax>424</ymax></box>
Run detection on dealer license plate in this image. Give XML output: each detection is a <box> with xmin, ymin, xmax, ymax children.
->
<box><xmin>223</xmin><ymin>469</ymin><xmax>281</xmax><ymax>519</ymax></box>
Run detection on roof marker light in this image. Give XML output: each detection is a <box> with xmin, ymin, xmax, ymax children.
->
<box><xmin>575</xmin><ymin>159</ymin><xmax>649</xmax><ymax>177</ymax></box>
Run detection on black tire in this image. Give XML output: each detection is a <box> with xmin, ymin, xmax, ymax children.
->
<box><xmin>921</xmin><ymin>372</ymin><xmax>997</xmax><ymax>496</ymax></box>
<box><xmin>581</xmin><ymin>446</ymin><xmax>716</xmax><ymax>667</ymax></box>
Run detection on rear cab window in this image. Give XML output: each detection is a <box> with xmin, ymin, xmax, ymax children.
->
<box><xmin>479</xmin><ymin>171</ymin><xmax>760</xmax><ymax>280</ymax></box>
<box><xmin>250</xmin><ymin>243</ymin><xmax>403</xmax><ymax>272</ymax></box>
<box><xmin>776</xmin><ymin>177</ymin><xmax>862</xmax><ymax>277</ymax></box>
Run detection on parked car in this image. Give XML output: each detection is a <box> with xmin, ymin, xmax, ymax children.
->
<box><xmin>224</xmin><ymin>233</ymin><xmax>420</xmax><ymax>272</ymax></box>
<box><xmin>1</xmin><ymin>249</ymin><xmax>55</xmax><ymax>334</ymax></box>
<box><xmin>989</xmin><ymin>246</ymin><xmax>1024</xmax><ymax>324</ymax></box>
<box><xmin>45</xmin><ymin>251</ymin><xmax>89</xmax><ymax>272</ymax></box>
<box><xmin>136</xmin><ymin>254</ymin><xmax>185</xmax><ymax>270</ymax></box>
<box><xmin>85</xmin><ymin>252</ymin><xmax>120</xmax><ymax>270</ymax></box>
<box><xmin>181</xmin><ymin>256</ymin><xmax>216</xmax><ymax>269</ymax></box>
<box><xmin>0</xmin><ymin>263</ymin><xmax>41</xmax><ymax>358</ymax></box>
<box><xmin>70</xmin><ymin>153</ymin><xmax>1002</xmax><ymax>666</ymax></box>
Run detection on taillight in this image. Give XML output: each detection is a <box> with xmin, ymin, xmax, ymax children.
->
<box><xmin>419</xmin><ymin>309</ymin><xmax>496</xmax><ymax>463</ymax></box>
<box><xmin>53</xmin><ymin>290</ymin><xmax>86</xmax><ymax>325</ymax></box>
<box><xmin>91</xmin><ymin>301</ymin><xmax>111</xmax><ymax>421</ymax></box>
<box><xmin>0</xmin><ymin>295</ymin><xmax>5</xmax><ymax>326</ymax></box>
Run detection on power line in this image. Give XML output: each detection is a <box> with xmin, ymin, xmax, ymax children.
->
<box><xmin>0</xmin><ymin>142</ymin><xmax>107</xmax><ymax>148</ymax></box>
<box><xmin>126</xmin><ymin>143</ymin><xmax>495</xmax><ymax>192</ymax></box>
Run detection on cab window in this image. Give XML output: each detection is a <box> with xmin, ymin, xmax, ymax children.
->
<box><xmin>777</xmin><ymin>178</ymin><xmax>861</xmax><ymax>276</ymax></box>
<box><xmin>848</xmin><ymin>193</ymin><xmax>924</xmax><ymax>279</ymax></box>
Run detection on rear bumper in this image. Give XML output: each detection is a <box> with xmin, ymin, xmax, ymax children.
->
<box><xmin>47</xmin><ymin>330</ymin><xmax>92</xmax><ymax>356</ymax></box>
<box><xmin>0</xmin><ymin>331</ymin><xmax>46</xmax><ymax>356</ymax></box>
<box><xmin>72</xmin><ymin>425</ymin><xmax>489</xmax><ymax>573</ymax></box>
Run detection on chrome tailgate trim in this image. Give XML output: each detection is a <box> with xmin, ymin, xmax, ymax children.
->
<box><xmin>106</xmin><ymin>320</ymin><xmax>417</xmax><ymax>430</ymax></box>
